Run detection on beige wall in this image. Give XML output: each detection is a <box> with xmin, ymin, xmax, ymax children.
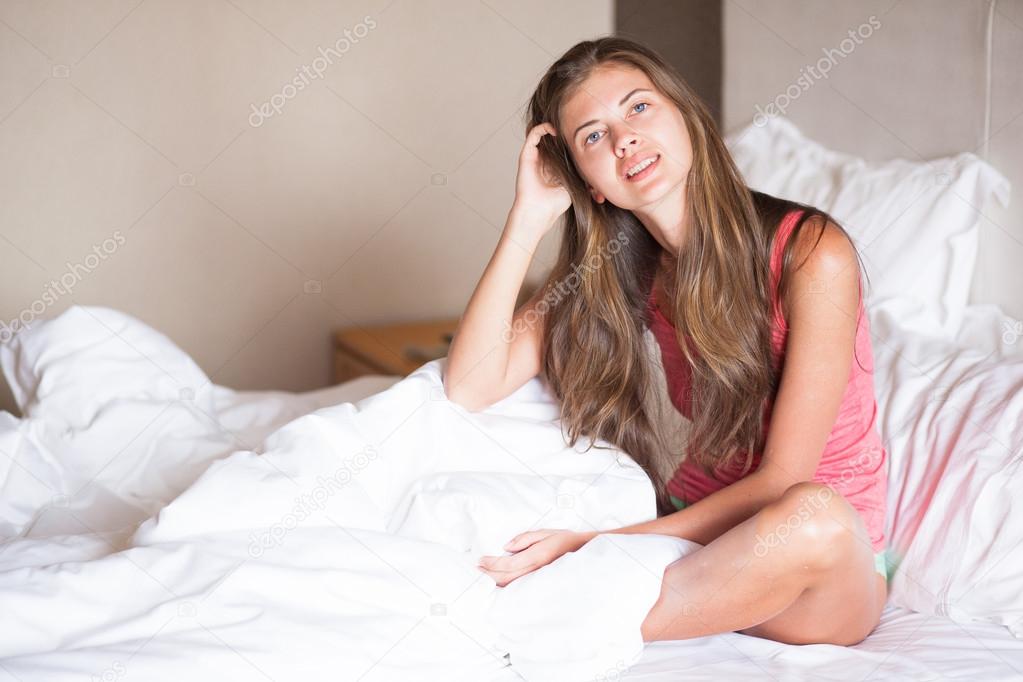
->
<box><xmin>723</xmin><ymin>0</ymin><xmax>1023</xmax><ymax>322</ymax></box>
<box><xmin>3</xmin><ymin>1</ymin><xmax>1020</xmax><ymax>418</ymax></box>
<box><xmin>0</xmin><ymin>0</ymin><xmax>614</xmax><ymax>414</ymax></box>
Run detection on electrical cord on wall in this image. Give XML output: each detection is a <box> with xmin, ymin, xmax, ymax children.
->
<box><xmin>983</xmin><ymin>0</ymin><xmax>996</xmax><ymax>160</ymax></box>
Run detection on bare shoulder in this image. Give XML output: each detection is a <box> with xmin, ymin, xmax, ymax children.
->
<box><xmin>782</xmin><ymin>214</ymin><xmax>861</xmax><ymax>324</ymax></box>
<box><xmin>790</xmin><ymin>214</ymin><xmax>857</xmax><ymax>271</ymax></box>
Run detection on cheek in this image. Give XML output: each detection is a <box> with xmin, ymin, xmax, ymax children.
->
<box><xmin>579</xmin><ymin>157</ymin><xmax>612</xmax><ymax>187</ymax></box>
<box><xmin>654</xmin><ymin>113</ymin><xmax>685</xmax><ymax>147</ymax></box>
<box><xmin>652</xmin><ymin>120</ymin><xmax>691</xmax><ymax>170</ymax></box>
<box><xmin>671</xmin><ymin>117</ymin><xmax>693</xmax><ymax>159</ymax></box>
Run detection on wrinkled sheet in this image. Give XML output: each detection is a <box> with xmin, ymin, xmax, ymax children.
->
<box><xmin>0</xmin><ymin>306</ymin><xmax>699</xmax><ymax>681</ymax></box>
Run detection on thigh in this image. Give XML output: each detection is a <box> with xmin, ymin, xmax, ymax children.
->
<box><xmin>739</xmin><ymin>570</ymin><xmax>886</xmax><ymax>645</ymax></box>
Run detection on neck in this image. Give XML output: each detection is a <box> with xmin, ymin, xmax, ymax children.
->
<box><xmin>631</xmin><ymin>181</ymin><xmax>690</xmax><ymax>257</ymax></box>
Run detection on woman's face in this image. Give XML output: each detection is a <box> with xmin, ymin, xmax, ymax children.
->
<box><xmin>559</xmin><ymin>63</ymin><xmax>692</xmax><ymax>213</ymax></box>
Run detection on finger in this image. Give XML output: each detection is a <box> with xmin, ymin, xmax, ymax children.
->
<box><xmin>483</xmin><ymin>552</ymin><xmax>538</xmax><ymax>575</ymax></box>
<box><xmin>526</xmin><ymin>122</ymin><xmax>556</xmax><ymax>148</ymax></box>
<box><xmin>478</xmin><ymin>559</ymin><xmax>515</xmax><ymax>572</ymax></box>
<box><xmin>505</xmin><ymin>529</ymin><xmax>557</xmax><ymax>551</ymax></box>
<box><xmin>479</xmin><ymin>555</ymin><xmax>517</xmax><ymax>571</ymax></box>
<box><xmin>504</xmin><ymin>531</ymin><xmax>540</xmax><ymax>552</ymax></box>
<box><xmin>504</xmin><ymin>537</ymin><xmax>535</xmax><ymax>552</ymax></box>
<box><xmin>478</xmin><ymin>562</ymin><xmax>515</xmax><ymax>580</ymax></box>
<box><xmin>528</xmin><ymin>122</ymin><xmax>552</xmax><ymax>141</ymax></box>
<box><xmin>479</xmin><ymin>564</ymin><xmax>528</xmax><ymax>587</ymax></box>
<box><xmin>479</xmin><ymin>554</ymin><xmax>512</xmax><ymax>571</ymax></box>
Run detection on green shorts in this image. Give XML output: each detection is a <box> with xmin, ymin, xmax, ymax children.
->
<box><xmin>874</xmin><ymin>548</ymin><xmax>893</xmax><ymax>582</ymax></box>
<box><xmin>670</xmin><ymin>493</ymin><xmax>894</xmax><ymax>582</ymax></box>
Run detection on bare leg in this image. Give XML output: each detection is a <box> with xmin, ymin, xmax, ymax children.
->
<box><xmin>640</xmin><ymin>481</ymin><xmax>886</xmax><ymax>645</ymax></box>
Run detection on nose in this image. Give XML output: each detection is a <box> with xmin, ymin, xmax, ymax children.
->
<box><xmin>615</xmin><ymin>126</ymin><xmax>640</xmax><ymax>158</ymax></box>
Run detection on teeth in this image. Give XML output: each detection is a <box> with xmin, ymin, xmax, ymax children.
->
<box><xmin>626</xmin><ymin>155</ymin><xmax>657</xmax><ymax>177</ymax></box>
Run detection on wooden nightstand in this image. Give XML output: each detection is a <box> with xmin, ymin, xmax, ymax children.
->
<box><xmin>333</xmin><ymin>318</ymin><xmax>461</xmax><ymax>383</ymax></box>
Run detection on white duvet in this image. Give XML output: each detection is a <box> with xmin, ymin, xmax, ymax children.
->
<box><xmin>1</xmin><ymin>302</ymin><xmax>1022</xmax><ymax>681</ymax></box>
<box><xmin>0</xmin><ymin>306</ymin><xmax>701</xmax><ymax>681</ymax></box>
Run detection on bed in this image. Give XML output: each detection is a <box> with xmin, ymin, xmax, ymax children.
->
<box><xmin>1</xmin><ymin>117</ymin><xmax>1021</xmax><ymax>680</ymax></box>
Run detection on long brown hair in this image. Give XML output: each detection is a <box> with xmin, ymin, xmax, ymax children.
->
<box><xmin>525</xmin><ymin>37</ymin><xmax>869</xmax><ymax>517</ymax></box>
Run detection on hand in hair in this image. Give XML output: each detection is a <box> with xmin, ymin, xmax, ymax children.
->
<box><xmin>512</xmin><ymin>122</ymin><xmax>572</xmax><ymax>234</ymax></box>
<box><xmin>477</xmin><ymin>528</ymin><xmax>590</xmax><ymax>587</ymax></box>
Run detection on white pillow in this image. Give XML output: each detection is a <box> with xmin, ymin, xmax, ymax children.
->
<box><xmin>870</xmin><ymin>304</ymin><xmax>1023</xmax><ymax>637</ymax></box>
<box><xmin>0</xmin><ymin>306</ymin><xmax>222</xmax><ymax>538</ymax></box>
<box><xmin>725</xmin><ymin>116</ymin><xmax>1010</xmax><ymax>339</ymax></box>
<box><xmin>0</xmin><ymin>305</ymin><xmax>215</xmax><ymax>423</ymax></box>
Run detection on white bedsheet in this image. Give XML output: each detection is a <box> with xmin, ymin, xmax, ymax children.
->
<box><xmin>1</xmin><ymin>304</ymin><xmax>1021</xmax><ymax>681</ymax></box>
<box><xmin>625</xmin><ymin>604</ymin><xmax>1023</xmax><ymax>680</ymax></box>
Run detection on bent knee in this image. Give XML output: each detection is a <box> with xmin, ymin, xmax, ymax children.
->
<box><xmin>755</xmin><ymin>482</ymin><xmax>867</xmax><ymax>566</ymax></box>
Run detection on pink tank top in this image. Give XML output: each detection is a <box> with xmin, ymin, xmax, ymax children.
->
<box><xmin>647</xmin><ymin>208</ymin><xmax>888</xmax><ymax>552</ymax></box>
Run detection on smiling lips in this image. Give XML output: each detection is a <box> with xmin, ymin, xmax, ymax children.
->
<box><xmin>624</xmin><ymin>154</ymin><xmax>660</xmax><ymax>182</ymax></box>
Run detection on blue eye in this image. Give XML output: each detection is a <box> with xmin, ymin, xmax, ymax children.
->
<box><xmin>583</xmin><ymin>102</ymin><xmax>649</xmax><ymax>146</ymax></box>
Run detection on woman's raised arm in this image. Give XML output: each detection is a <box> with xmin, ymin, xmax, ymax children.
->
<box><xmin>443</xmin><ymin>122</ymin><xmax>570</xmax><ymax>411</ymax></box>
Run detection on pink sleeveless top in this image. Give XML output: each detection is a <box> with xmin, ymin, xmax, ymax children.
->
<box><xmin>647</xmin><ymin>208</ymin><xmax>888</xmax><ymax>552</ymax></box>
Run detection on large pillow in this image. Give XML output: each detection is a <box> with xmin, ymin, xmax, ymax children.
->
<box><xmin>725</xmin><ymin>116</ymin><xmax>1010</xmax><ymax>339</ymax></box>
<box><xmin>870</xmin><ymin>304</ymin><xmax>1023</xmax><ymax>637</ymax></box>
<box><xmin>0</xmin><ymin>305</ymin><xmax>215</xmax><ymax>422</ymax></box>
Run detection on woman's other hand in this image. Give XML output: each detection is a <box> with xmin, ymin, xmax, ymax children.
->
<box><xmin>477</xmin><ymin>529</ymin><xmax>591</xmax><ymax>587</ymax></box>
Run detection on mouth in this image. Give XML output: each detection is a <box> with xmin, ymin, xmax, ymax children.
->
<box><xmin>624</xmin><ymin>154</ymin><xmax>660</xmax><ymax>182</ymax></box>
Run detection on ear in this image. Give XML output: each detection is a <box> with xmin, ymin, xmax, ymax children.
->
<box><xmin>588</xmin><ymin>186</ymin><xmax>606</xmax><ymax>204</ymax></box>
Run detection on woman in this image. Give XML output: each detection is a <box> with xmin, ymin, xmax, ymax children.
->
<box><xmin>443</xmin><ymin>36</ymin><xmax>888</xmax><ymax>647</ymax></box>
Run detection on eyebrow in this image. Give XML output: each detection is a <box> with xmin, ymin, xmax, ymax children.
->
<box><xmin>572</xmin><ymin>88</ymin><xmax>652</xmax><ymax>142</ymax></box>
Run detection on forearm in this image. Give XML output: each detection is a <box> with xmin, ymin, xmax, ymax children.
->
<box><xmin>444</xmin><ymin>207</ymin><xmax>548</xmax><ymax>401</ymax></box>
<box><xmin>579</xmin><ymin>471</ymin><xmax>787</xmax><ymax>547</ymax></box>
